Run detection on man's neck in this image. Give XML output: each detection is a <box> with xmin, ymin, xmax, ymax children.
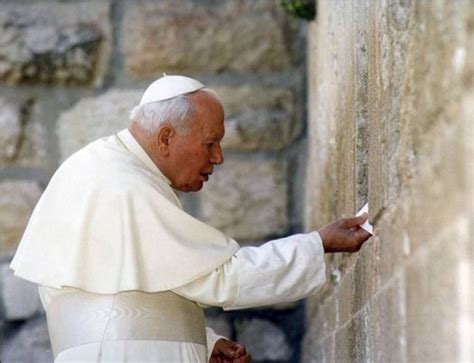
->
<box><xmin>128</xmin><ymin>123</ymin><xmax>167</xmax><ymax>174</ymax></box>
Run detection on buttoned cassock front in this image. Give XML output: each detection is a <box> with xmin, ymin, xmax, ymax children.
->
<box><xmin>11</xmin><ymin>129</ymin><xmax>326</xmax><ymax>362</ymax></box>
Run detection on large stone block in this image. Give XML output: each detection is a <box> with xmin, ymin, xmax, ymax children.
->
<box><xmin>304</xmin><ymin>1</ymin><xmax>473</xmax><ymax>362</ymax></box>
<box><xmin>0</xmin><ymin>180</ymin><xmax>42</xmax><ymax>259</ymax></box>
<box><xmin>57</xmin><ymin>90</ymin><xmax>141</xmax><ymax>160</ymax></box>
<box><xmin>371</xmin><ymin>205</ymin><xmax>406</xmax><ymax>285</ymax></box>
<box><xmin>199</xmin><ymin>158</ymin><xmax>288</xmax><ymax>242</ymax></box>
<box><xmin>303</xmin><ymin>293</ymin><xmax>337</xmax><ymax>355</ymax></box>
<box><xmin>334</xmin><ymin>267</ymin><xmax>355</xmax><ymax>327</ymax></box>
<box><xmin>212</xmin><ymin>85</ymin><xmax>301</xmax><ymax>151</ymax></box>
<box><xmin>367</xmin><ymin>0</ymin><xmax>413</xmax><ymax>220</ymax></box>
<box><xmin>352</xmin><ymin>238</ymin><xmax>380</xmax><ymax>315</ymax></box>
<box><xmin>368</xmin><ymin>0</ymin><xmax>472</xmax><ymax>222</ymax></box>
<box><xmin>406</xmin><ymin>218</ymin><xmax>470</xmax><ymax>362</ymax></box>
<box><xmin>319</xmin><ymin>295</ymin><xmax>337</xmax><ymax>340</ymax></box>
<box><xmin>397</xmin><ymin>120</ymin><xmax>467</xmax><ymax>254</ymax></box>
<box><xmin>396</xmin><ymin>0</ymin><xmax>472</xmax><ymax>254</ymax></box>
<box><xmin>306</xmin><ymin>1</ymin><xmax>369</xmax><ymax>229</ymax></box>
<box><xmin>1</xmin><ymin>263</ymin><xmax>41</xmax><ymax>321</ymax></box>
<box><xmin>0</xmin><ymin>1</ymin><xmax>111</xmax><ymax>86</ymax></box>
<box><xmin>235</xmin><ymin>318</ymin><xmax>291</xmax><ymax>361</ymax></box>
<box><xmin>0</xmin><ymin>97</ymin><xmax>48</xmax><ymax>168</ymax></box>
<box><xmin>334</xmin><ymin>307</ymin><xmax>368</xmax><ymax>362</ymax></box>
<box><xmin>322</xmin><ymin>335</ymin><xmax>335</xmax><ymax>363</ymax></box>
<box><xmin>366</xmin><ymin>276</ymin><xmax>407</xmax><ymax>362</ymax></box>
<box><xmin>121</xmin><ymin>0</ymin><xmax>294</xmax><ymax>77</ymax></box>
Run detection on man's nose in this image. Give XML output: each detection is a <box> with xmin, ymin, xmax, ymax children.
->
<box><xmin>211</xmin><ymin>145</ymin><xmax>224</xmax><ymax>165</ymax></box>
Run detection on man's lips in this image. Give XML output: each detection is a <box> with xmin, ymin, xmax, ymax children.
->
<box><xmin>200</xmin><ymin>172</ymin><xmax>212</xmax><ymax>181</ymax></box>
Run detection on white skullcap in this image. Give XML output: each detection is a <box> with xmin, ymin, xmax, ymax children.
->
<box><xmin>139</xmin><ymin>75</ymin><xmax>204</xmax><ymax>106</ymax></box>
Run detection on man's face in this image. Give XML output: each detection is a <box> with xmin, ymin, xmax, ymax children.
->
<box><xmin>167</xmin><ymin>93</ymin><xmax>225</xmax><ymax>192</ymax></box>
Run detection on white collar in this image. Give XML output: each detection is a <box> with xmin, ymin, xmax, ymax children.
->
<box><xmin>115</xmin><ymin>128</ymin><xmax>172</xmax><ymax>186</ymax></box>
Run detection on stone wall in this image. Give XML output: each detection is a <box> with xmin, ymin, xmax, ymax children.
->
<box><xmin>0</xmin><ymin>1</ymin><xmax>309</xmax><ymax>362</ymax></box>
<box><xmin>304</xmin><ymin>0</ymin><xmax>473</xmax><ymax>361</ymax></box>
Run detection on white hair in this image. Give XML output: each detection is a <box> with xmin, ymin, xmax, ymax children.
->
<box><xmin>129</xmin><ymin>88</ymin><xmax>221</xmax><ymax>135</ymax></box>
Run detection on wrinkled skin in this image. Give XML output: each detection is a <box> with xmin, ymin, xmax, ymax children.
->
<box><xmin>318</xmin><ymin>213</ymin><xmax>371</xmax><ymax>253</ymax></box>
<box><xmin>129</xmin><ymin>90</ymin><xmax>225</xmax><ymax>193</ymax></box>
<box><xmin>164</xmin><ymin>91</ymin><xmax>225</xmax><ymax>192</ymax></box>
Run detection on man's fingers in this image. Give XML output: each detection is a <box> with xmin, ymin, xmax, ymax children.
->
<box><xmin>235</xmin><ymin>353</ymin><xmax>251</xmax><ymax>363</ymax></box>
<box><xmin>234</xmin><ymin>344</ymin><xmax>247</xmax><ymax>356</ymax></box>
<box><xmin>354</xmin><ymin>227</ymin><xmax>371</xmax><ymax>242</ymax></box>
<box><xmin>344</xmin><ymin>213</ymin><xmax>368</xmax><ymax>228</ymax></box>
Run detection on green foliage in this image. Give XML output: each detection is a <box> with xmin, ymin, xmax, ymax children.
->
<box><xmin>280</xmin><ymin>0</ymin><xmax>316</xmax><ymax>21</ymax></box>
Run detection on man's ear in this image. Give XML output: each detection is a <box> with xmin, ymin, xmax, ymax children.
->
<box><xmin>156</xmin><ymin>125</ymin><xmax>175</xmax><ymax>156</ymax></box>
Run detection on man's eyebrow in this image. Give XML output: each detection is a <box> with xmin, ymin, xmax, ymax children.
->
<box><xmin>207</xmin><ymin>134</ymin><xmax>221</xmax><ymax>140</ymax></box>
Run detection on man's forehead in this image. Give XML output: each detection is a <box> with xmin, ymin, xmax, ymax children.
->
<box><xmin>190</xmin><ymin>116</ymin><xmax>225</xmax><ymax>135</ymax></box>
<box><xmin>186</xmin><ymin>112</ymin><xmax>224</xmax><ymax>139</ymax></box>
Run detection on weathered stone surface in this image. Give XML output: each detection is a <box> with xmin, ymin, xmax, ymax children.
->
<box><xmin>57</xmin><ymin>90</ymin><xmax>141</xmax><ymax>160</ymax></box>
<box><xmin>235</xmin><ymin>319</ymin><xmax>291</xmax><ymax>361</ymax></box>
<box><xmin>397</xmin><ymin>34</ymin><xmax>470</xmax><ymax>255</ymax></box>
<box><xmin>306</xmin><ymin>1</ymin><xmax>369</xmax><ymax>229</ymax></box>
<box><xmin>57</xmin><ymin>84</ymin><xmax>300</xmax><ymax>159</ymax></box>
<box><xmin>370</xmin><ymin>206</ymin><xmax>406</xmax><ymax>286</ymax></box>
<box><xmin>302</xmin><ymin>339</ymin><xmax>323</xmax><ymax>363</ymax></box>
<box><xmin>334</xmin><ymin>307</ymin><xmax>368</xmax><ymax>362</ymax></box>
<box><xmin>122</xmin><ymin>0</ymin><xmax>293</xmax><ymax>77</ymax></box>
<box><xmin>334</xmin><ymin>267</ymin><xmax>355</xmax><ymax>327</ymax></box>
<box><xmin>0</xmin><ymin>1</ymin><xmax>111</xmax><ymax>85</ymax></box>
<box><xmin>406</xmin><ymin>218</ymin><xmax>470</xmax><ymax>362</ymax></box>
<box><xmin>304</xmin><ymin>0</ymin><xmax>473</xmax><ymax>361</ymax></box>
<box><xmin>352</xmin><ymin>238</ymin><xmax>380</xmax><ymax>315</ymax></box>
<box><xmin>212</xmin><ymin>85</ymin><xmax>300</xmax><ymax>151</ymax></box>
<box><xmin>199</xmin><ymin>158</ymin><xmax>288</xmax><ymax>242</ymax></box>
<box><xmin>0</xmin><ymin>97</ymin><xmax>22</xmax><ymax>160</ymax></box>
<box><xmin>0</xmin><ymin>180</ymin><xmax>42</xmax><ymax>258</ymax></box>
<box><xmin>367</xmin><ymin>0</ymin><xmax>413</xmax><ymax>220</ymax></box>
<box><xmin>366</xmin><ymin>276</ymin><xmax>407</xmax><ymax>362</ymax></box>
<box><xmin>0</xmin><ymin>97</ymin><xmax>48</xmax><ymax>168</ymax></box>
<box><xmin>1</xmin><ymin>263</ymin><xmax>40</xmax><ymax>321</ymax></box>
<box><xmin>3</xmin><ymin>315</ymin><xmax>52</xmax><ymax>362</ymax></box>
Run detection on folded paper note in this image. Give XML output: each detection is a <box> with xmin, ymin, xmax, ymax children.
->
<box><xmin>356</xmin><ymin>202</ymin><xmax>373</xmax><ymax>235</ymax></box>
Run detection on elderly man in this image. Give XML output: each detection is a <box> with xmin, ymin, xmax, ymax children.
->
<box><xmin>10</xmin><ymin>75</ymin><xmax>371</xmax><ymax>362</ymax></box>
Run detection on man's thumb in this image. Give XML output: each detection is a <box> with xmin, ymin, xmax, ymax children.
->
<box><xmin>345</xmin><ymin>213</ymin><xmax>368</xmax><ymax>227</ymax></box>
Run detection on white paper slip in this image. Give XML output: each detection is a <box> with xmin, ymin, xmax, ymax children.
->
<box><xmin>356</xmin><ymin>202</ymin><xmax>373</xmax><ymax>235</ymax></box>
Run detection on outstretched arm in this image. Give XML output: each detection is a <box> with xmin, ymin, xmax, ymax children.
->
<box><xmin>173</xmin><ymin>214</ymin><xmax>371</xmax><ymax>310</ymax></box>
<box><xmin>173</xmin><ymin>231</ymin><xmax>326</xmax><ymax>310</ymax></box>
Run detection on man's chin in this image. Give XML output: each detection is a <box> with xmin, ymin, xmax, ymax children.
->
<box><xmin>192</xmin><ymin>183</ymin><xmax>204</xmax><ymax>192</ymax></box>
<box><xmin>183</xmin><ymin>182</ymin><xmax>204</xmax><ymax>193</ymax></box>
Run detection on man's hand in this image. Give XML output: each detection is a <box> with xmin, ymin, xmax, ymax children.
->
<box><xmin>318</xmin><ymin>213</ymin><xmax>371</xmax><ymax>253</ymax></box>
<box><xmin>210</xmin><ymin>338</ymin><xmax>251</xmax><ymax>363</ymax></box>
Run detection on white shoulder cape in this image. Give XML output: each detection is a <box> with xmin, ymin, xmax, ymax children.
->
<box><xmin>10</xmin><ymin>129</ymin><xmax>240</xmax><ymax>294</ymax></box>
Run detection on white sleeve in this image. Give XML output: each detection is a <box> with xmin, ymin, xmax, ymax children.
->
<box><xmin>172</xmin><ymin>231</ymin><xmax>326</xmax><ymax>310</ymax></box>
<box><xmin>205</xmin><ymin>327</ymin><xmax>227</xmax><ymax>362</ymax></box>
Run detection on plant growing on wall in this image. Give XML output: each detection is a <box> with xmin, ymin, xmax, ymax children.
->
<box><xmin>280</xmin><ymin>0</ymin><xmax>316</xmax><ymax>21</ymax></box>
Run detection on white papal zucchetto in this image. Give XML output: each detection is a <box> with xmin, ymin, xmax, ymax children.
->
<box><xmin>139</xmin><ymin>75</ymin><xmax>205</xmax><ymax>106</ymax></box>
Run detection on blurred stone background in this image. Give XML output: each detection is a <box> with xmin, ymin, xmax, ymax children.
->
<box><xmin>1</xmin><ymin>0</ymin><xmax>473</xmax><ymax>362</ymax></box>
<box><xmin>1</xmin><ymin>0</ymin><xmax>308</xmax><ymax>362</ymax></box>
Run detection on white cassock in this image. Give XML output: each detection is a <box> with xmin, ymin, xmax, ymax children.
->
<box><xmin>10</xmin><ymin>129</ymin><xmax>326</xmax><ymax>362</ymax></box>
